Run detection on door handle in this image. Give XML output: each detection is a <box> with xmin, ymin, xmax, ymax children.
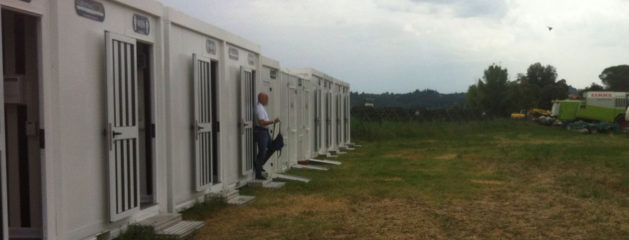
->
<box><xmin>107</xmin><ymin>123</ymin><xmax>121</xmax><ymax>151</ymax></box>
<box><xmin>240</xmin><ymin>119</ymin><xmax>245</xmax><ymax>135</ymax></box>
<box><xmin>194</xmin><ymin>120</ymin><xmax>203</xmax><ymax>139</ymax></box>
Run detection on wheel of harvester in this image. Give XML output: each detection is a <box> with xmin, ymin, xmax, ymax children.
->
<box><xmin>615</xmin><ymin>115</ymin><xmax>627</xmax><ymax>131</ymax></box>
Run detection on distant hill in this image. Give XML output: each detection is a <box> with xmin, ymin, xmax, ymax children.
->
<box><xmin>350</xmin><ymin>89</ymin><xmax>467</xmax><ymax>109</ymax></box>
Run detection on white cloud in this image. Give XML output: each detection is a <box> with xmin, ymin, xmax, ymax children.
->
<box><xmin>159</xmin><ymin>0</ymin><xmax>629</xmax><ymax>93</ymax></box>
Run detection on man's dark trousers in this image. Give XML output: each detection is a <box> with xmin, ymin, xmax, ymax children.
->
<box><xmin>254</xmin><ymin>126</ymin><xmax>271</xmax><ymax>177</ymax></box>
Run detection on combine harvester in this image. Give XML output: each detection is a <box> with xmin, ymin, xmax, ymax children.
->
<box><xmin>552</xmin><ymin>91</ymin><xmax>629</xmax><ymax>132</ymax></box>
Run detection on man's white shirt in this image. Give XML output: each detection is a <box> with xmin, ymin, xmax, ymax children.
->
<box><xmin>255</xmin><ymin>102</ymin><xmax>269</xmax><ymax>128</ymax></box>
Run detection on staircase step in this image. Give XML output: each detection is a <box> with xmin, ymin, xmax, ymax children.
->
<box><xmin>308</xmin><ymin>158</ymin><xmax>342</xmax><ymax>165</ymax></box>
<box><xmin>137</xmin><ymin>214</ymin><xmax>182</xmax><ymax>232</ymax></box>
<box><xmin>157</xmin><ymin>220</ymin><xmax>204</xmax><ymax>239</ymax></box>
<box><xmin>263</xmin><ymin>181</ymin><xmax>285</xmax><ymax>189</ymax></box>
<box><xmin>227</xmin><ymin>195</ymin><xmax>255</xmax><ymax>205</ymax></box>
<box><xmin>248</xmin><ymin>178</ymin><xmax>272</xmax><ymax>187</ymax></box>
<box><xmin>273</xmin><ymin>173</ymin><xmax>310</xmax><ymax>183</ymax></box>
<box><xmin>292</xmin><ymin>164</ymin><xmax>329</xmax><ymax>171</ymax></box>
<box><xmin>224</xmin><ymin>190</ymin><xmax>240</xmax><ymax>201</ymax></box>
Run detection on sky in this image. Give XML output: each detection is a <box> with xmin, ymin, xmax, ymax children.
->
<box><xmin>158</xmin><ymin>0</ymin><xmax>629</xmax><ymax>93</ymax></box>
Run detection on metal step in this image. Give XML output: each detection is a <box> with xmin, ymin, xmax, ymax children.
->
<box><xmin>248</xmin><ymin>178</ymin><xmax>286</xmax><ymax>189</ymax></box>
<box><xmin>248</xmin><ymin>178</ymin><xmax>272</xmax><ymax>187</ymax></box>
<box><xmin>273</xmin><ymin>173</ymin><xmax>310</xmax><ymax>183</ymax></box>
<box><xmin>263</xmin><ymin>181</ymin><xmax>285</xmax><ymax>189</ymax></box>
<box><xmin>157</xmin><ymin>220</ymin><xmax>204</xmax><ymax>239</ymax></box>
<box><xmin>292</xmin><ymin>164</ymin><xmax>329</xmax><ymax>171</ymax></box>
<box><xmin>227</xmin><ymin>195</ymin><xmax>255</xmax><ymax>205</ymax></box>
<box><xmin>340</xmin><ymin>146</ymin><xmax>353</xmax><ymax>151</ymax></box>
<box><xmin>137</xmin><ymin>214</ymin><xmax>182</xmax><ymax>233</ymax></box>
<box><xmin>337</xmin><ymin>151</ymin><xmax>347</xmax><ymax>154</ymax></box>
<box><xmin>349</xmin><ymin>143</ymin><xmax>361</xmax><ymax>148</ymax></box>
<box><xmin>308</xmin><ymin>158</ymin><xmax>342</xmax><ymax>165</ymax></box>
<box><xmin>224</xmin><ymin>189</ymin><xmax>240</xmax><ymax>201</ymax></box>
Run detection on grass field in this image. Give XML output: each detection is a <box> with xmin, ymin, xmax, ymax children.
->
<box><xmin>187</xmin><ymin>120</ymin><xmax>629</xmax><ymax>239</ymax></box>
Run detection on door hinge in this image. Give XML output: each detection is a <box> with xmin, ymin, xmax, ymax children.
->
<box><xmin>39</xmin><ymin>129</ymin><xmax>45</xmax><ymax>149</ymax></box>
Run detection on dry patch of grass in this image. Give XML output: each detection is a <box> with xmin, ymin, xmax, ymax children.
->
<box><xmin>435</xmin><ymin>154</ymin><xmax>457</xmax><ymax>160</ymax></box>
<box><xmin>194</xmin><ymin>189</ymin><xmax>629</xmax><ymax>240</ymax></box>
<box><xmin>381</xmin><ymin>177</ymin><xmax>405</xmax><ymax>182</ymax></box>
<box><xmin>470</xmin><ymin>179</ymin><xmax>504</xmax><ymax>185</ymax></box>
<box><xmin>384</xmin><ymin>149</ymin><xmax>425</xmax><ymax>161</ymax></box>
<box><xmin>194</xmin><ymin>195</ymin><xmax>349</xmax><ymax>240</ymax></box>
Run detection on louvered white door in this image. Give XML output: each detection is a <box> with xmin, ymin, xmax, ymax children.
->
<box><xmin>193</xmin><ymin>54</ymin><xmax>214</xmax><ymax>191</ymax></box>
<box><xmin>314</xmin><ymin>89</ymin><xmax>320</xmax><ymax>153</ymax></box>
<box><xmin>289</xmin><ymin>87</ymin><xmax>297</xmax><ymax>163</ymax></box>
<box><xmin>346</xmin><ymin>94</ymin><xmax>350</xmax><ymax>143</ymax></box>
<box><xmin>326</xmin><ymin>92</ymin><xmax>332</xmax><ymax>148</ymax></box>
<box><xmin>0</xmin><ymin>10</ymin><xmax>8</xmax><ymax>239</ymax></box>
<box><xmin>240</xmin><ymin>67</ymin><xmax>254</xmax><ymax>175</ymax></box>
<box><xmin>337</xmin><ymin>94</ymin><xmax>341</xmax><ymax>145</ymax></box>
<box><xmin>106</xmin><ymin>32</ymin><xmax>140</xmax><ymax>222</ymax></box>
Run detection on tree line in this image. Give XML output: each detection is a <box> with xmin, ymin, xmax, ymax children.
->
<box><xmin>350</xmin><ymin>89</ymin><xmax>466</xmax><ymax>109</ymax></box>
<box><xmin>467</xmin><ymin>63</ymin><xmax>629</xmax><ymax>117</ymax></box>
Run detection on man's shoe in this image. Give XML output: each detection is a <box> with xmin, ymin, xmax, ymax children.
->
<box><xmin>255</xmin><ymin>175</ymin><xmax>267</xmax><ymax>180</ymax></box>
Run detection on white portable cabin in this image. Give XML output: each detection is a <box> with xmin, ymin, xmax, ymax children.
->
<box><xmin>162</xmin><ymin>7</ymin><xmax>261</xmax><ymax>212</ymax></box>
<box><xmin>0</xmin><ymin>0</ymin><xmax>170</xmax><ymax>239</ymax></box>
<box><xmin>295</xmin><ymin>76</ymin><xmax>313</xmax><ymax>162</ymax></box>
<box><xmin>300</xmin><ymin>77</ymin><xmax>315</xmax><ymax>160</ymax></box>
<box><xmin>342</xmin><ymin>82</ymin><xmax>352</xmax><ymax>146</ymax></box>
<box><xmin>286</xmin><ymin>68</ymin><xmax>344</xmax><ymax>156</ymax></box>
<box><xmin>258</xmin><ymin>56</ymin><xmax>284</xmax><ymax>173</ymax></box>
<box><xmin>327</xmin><ymin>78</ymin><xmax>351</xmax><ymax>151</ymax></box>
<box><xmin>279</xmin><ymin>71</ymin><xmax>301</xmax><ymax>167</ymax></box>
<box><xmin>334</xmin><ymin>79</ymin><xmax>351</xmax><ymax>149</ymax></box>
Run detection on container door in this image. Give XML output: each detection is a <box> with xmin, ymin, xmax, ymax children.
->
<box><xmin>106</xmin><ymin>32</ymin><xmax>140</xmax><ymax>222</ymax></box>
<box><xmin>346</xmin><ymin>94</ymin><xmax>350</xmax><ymax>143</ymax></box>
<box><xmin>0</xmin><ymin>9</ymin><xmax>7</xmax><ymax>240</ymax></box>
<box><xmin>313</xmin><ymin>89</ymin><xmax>318</xmax><ymax>153</ymax></box>
<box><xmin>326</xmin><ymin>92</ymin><xmax>332</xmax><ymax>149</ymax></box>
<box><xmin>193</xmin><ymin>54</ymin><xmax>214</xmax><ymax>191</ymax></box>
<box><xmin>240</xmin><ymin>67</ymin><xmax>254</xmax><ymax>175</ymax></box>
<box><xmin>279</xmin><ymin>74</ymin><xmax>290</xmax><ymax>170</ymax></box>
<box><xmin>289</xmin><ymin>87</ymin><xmax>297</xmax><ymax>163</ymax></box>
<box><xmin>337</xmin><ymin>94</ymin><xmax>341</xmax><ymax>145</ymax></box>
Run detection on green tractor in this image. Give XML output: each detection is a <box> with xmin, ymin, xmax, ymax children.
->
<box><xmin>552</xmin><ymin>91</ymin><xmax>629</xmax><ymax>130</ymax></box>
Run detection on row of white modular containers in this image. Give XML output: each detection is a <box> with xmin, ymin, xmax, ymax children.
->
<box><xmin>0</xmin><ymin>0</ymin><xmax>351</xmax><ymax>240</ymax></box>
<box><xmin>258</xmin><ymin>62</ymin><xmax>352</xmax><ymax>175</ymax></box>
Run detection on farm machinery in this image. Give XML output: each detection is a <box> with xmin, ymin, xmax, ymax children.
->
<box><xmin>552</xmin><ymin>91</ymin><xmax>629</xmax><ymax>132</ymax></box>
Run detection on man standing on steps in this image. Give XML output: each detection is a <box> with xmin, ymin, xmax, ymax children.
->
<box><xmin>254</xmin><ymin>92</ymin><xmax>280</xmax><ymax>180</ymax></box>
